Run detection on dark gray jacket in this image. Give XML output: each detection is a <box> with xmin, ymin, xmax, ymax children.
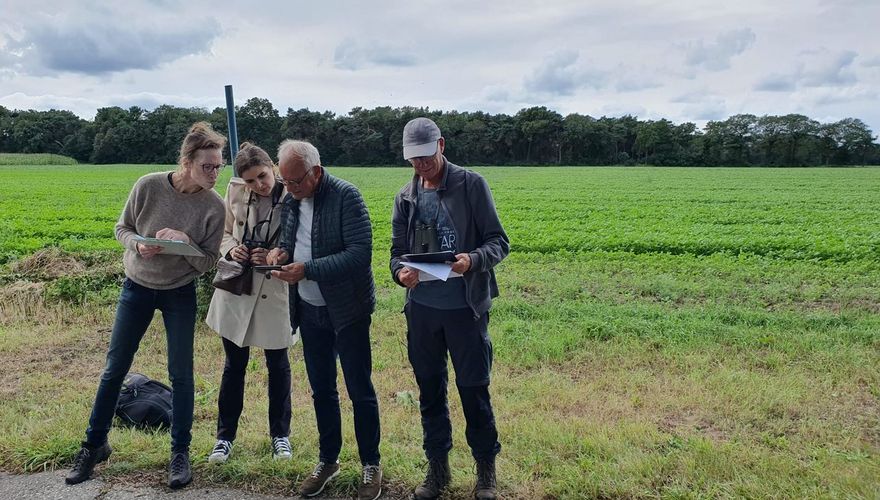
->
<box><xmin>390</xmin><ymin>159</ymin><xmax>509</xmax><ymax>319</ymax></box>
<box><xmin>278</xmin><ymin>171</ymin><xmax>376</xmax><ymax>331</ymax></box>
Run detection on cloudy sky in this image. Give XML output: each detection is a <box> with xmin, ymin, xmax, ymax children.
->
<box><xmin>1</xmin><ymin>0</ymin><xmax>878</xmax><ymax>132</ymax></box>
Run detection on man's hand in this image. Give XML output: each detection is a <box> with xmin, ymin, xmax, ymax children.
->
<box><xmin>249</xmin><ymin>247</ymin><xmax>269</xmax><ymax>265</ymax></box>
<box><xmin>137</xmin><ymin>243</ymin><xmax>163</xmax><ymax>259</ymax></box>
<box><xmin>398</xmin><ymin>266</ymin><xmax>420</xmax><ymax>289</ymax></box>
<box><xmin>451</xmin><ymin>253</ymin><xmax>471</xmax><ymax>274</ymax></box>
<box><xmin>230</xmin><ymin>244</ymin><xmax>250</xmax><ymax>263</ymax></box>
<box><xmin>271</xmin><ymin>262</ymin><xmax>306</xmax><ymax>284</ymax></box>
<box><xmin>266</xmin><ymin>248</ymin><xmax>289</xmax><ymax>265</ymax></box>
<box><xmin>155</xmin><ymin>228</ymin><xmax>191</xmax><ymax>244</ymax></box>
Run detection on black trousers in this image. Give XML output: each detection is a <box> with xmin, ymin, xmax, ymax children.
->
<box><xmin>405</xmin><ymin>301</ymin><xmax>501</xmax><ymax>461</ymax></box>
<box><xmin>216</xmin><ymin>337</ymin><xmax>291</xmax><ymax>441</ymax></box>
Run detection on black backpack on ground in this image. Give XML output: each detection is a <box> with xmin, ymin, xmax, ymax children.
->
<box><xmin>115</xmin><ymin>372</ymin><xmax>173</xmax><ymax>429</ymax></box>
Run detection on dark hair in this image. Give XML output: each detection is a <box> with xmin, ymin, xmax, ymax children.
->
<box><xmin>234</xmin><ymin>142</ymin><xmax>275</xmax><ymax>177</ymax></box>
<box><xmin>178</xmin><ymin>122</ymin><xmax>227</xmax><ymax>169</ymax></box>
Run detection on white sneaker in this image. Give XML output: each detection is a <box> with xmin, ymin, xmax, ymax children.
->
<box><xmin>272</xmin><ymin>436</ymin><xmax>292</xmax><ymax>460</ymax></box>
<box><xmin>208</xmin><ymin>439</ymin><xmax>232</xmax><ymax>463</ymax></box>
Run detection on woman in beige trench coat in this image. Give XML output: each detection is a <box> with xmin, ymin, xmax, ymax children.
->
<box><xmin>205</xmin><ymin>142</ymin><xmax>298</xmax><ymax>463</ymax></box>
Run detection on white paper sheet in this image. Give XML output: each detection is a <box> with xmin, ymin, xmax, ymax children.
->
<box><xmin>403</xmin><ymin>262</ymin><xmax>463</xmax><ymax>282</ymax></box>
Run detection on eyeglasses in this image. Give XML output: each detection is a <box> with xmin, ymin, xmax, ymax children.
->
<box><xmin>201</xmin><ymin>163</ymin><xmax>226</xmax><ymax>174</ymax></box>
<box><xmin>279</xmin><ymin>166</ymin><xmax>314</xmax><ymax>187</ymax></box>
<box><xmin>408</xmin><ymin>156</ymin><xmax>436</xmax><ymax>166</ymax></box>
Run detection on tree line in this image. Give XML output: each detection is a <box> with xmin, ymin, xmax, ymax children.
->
<box><xmin>1</xmin><ymin>99</ymin><xmax>878</xmax><ymax>166</ymax></box>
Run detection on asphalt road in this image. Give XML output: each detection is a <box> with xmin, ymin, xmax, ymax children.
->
<box><xmin>0</xmin><ymin>470</ymin><xmax>350</xmax><ymax>500</ymax></box>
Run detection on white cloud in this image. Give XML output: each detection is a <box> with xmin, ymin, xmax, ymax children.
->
<box><xmin>683</xmin><ymin>28</ymin><xmax>756</xmax><ymax>71</ymax></box>
<box><xmin>523</xmin><ymin>50</ymin><xmax>603</xmax><ymax>96</ymax></box>
<box><xmin>333</xmin><ymin>38</ymin><xmax>418</xmax><ymax>71</ymax></box>
<box><xmin>800</xmin><ymin>49</ymin><xmax>858</xmax><ymax>87</ymax></box>
<box><xmin>0</xmin><ymin>0</ymin><xmax>876</xmax><ymax>132</ymax></box>
<box><xmin>754</xmin><ymin>49</ymin><xmax>860</xmax><ymax>91</ymax></box>
<box><xmin>0</xmin><ymin>6</ymin><xmax>221</xmax><ymax>76</ymax></box>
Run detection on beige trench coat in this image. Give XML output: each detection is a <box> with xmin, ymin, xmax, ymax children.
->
<box><xmin>205</xmin><ymin>178</ymin><xmax>298</xmax><ymax>349</ymax></box>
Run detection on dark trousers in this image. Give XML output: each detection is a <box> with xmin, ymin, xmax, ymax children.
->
<box><xmin>298</xmin><ymin>301</ymin><xmax>381</xmax><ymax>465</ymax></box>
<box><xmin>216</xmin><ymin>337</ymin><xmax>291</xmax><ymax>441</ymax></box>
<box><xmin>405</xmin><ymin>301</ymin><xmax>501</xmax><ymax>461</ymax></box>
<box><xmin>85</xmin><ymin>278</ymin><xmax>196</xmax><ymax>452</ymax></box>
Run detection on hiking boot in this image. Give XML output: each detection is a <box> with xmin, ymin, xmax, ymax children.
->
<box><xmin>299</xmin><ymin>460</ymin><xmax>340</xmax><ymax>497</ymax></box>
<box><xmin>65</xmin><ymin>442</ymin><xmax>112</xmax><ymax>485</ymax></box>
<box><xmin>208</xmin><ymin>439</ymin><xmax>233</xmax><ymax>463</ymax></box>
<box><xmin>168</xmin><ymin>450</ymin><xmax>192</xmax><ymax>489</ymax></box>
<box><xmin>272</xmin><ymin>436</ymin><xmax>292</xmax><ymax>460</ymax></box>
<box><xmin>473</xmin><ymin>459</ymin><xmax>497</xmax><ymax>500</ymax></box>
<box><xmin>358</xmin><ymin>464</ymin><xmax>382</xmax><ymax>500</ymax></box>
<box><xmin>413</xmin><ymin>456</ymin><xmax>450</xmax><ymax>500</ymax></box>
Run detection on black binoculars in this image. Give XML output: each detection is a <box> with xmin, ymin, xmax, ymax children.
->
<box><xmin>243</xmin><ymin>239</ymin><xmax>270</xmax><ymax>250</ymax></box>
<box><xmin>414</xmin><ymin>223</ymin><xmax>440</xmax><ymax>253</ymax></box>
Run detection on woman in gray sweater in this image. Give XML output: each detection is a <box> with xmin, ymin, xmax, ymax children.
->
<box><xmin>65</xmin><ymin>122</ymin><xmax>227</xmax><ymax>490</ymax></box>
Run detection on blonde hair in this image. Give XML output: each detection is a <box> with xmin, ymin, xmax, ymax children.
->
<box><xmin>234</xmin><ymin>142</ymin><xmax>276</xmax><ymax>177</ymax></box>
<box><xmin>177</xmin><ymin>121</ymin><xmax>227</xmax><ymax>171</ymax></box>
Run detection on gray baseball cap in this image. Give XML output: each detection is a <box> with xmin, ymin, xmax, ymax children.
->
<box><xmin>402</xmin><ymin>117</ymin><xmax>441</xmax><ymax>159</ymax></box>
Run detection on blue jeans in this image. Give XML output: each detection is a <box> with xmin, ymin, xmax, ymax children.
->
<box><xmin>85</xmin><ymin>278</ymin><xmax>196</xmax><ymax>452</ymax></box>
<box><xmin>298</xmin><ymin>301</ymin><xmax>381</xmax><ymax>465</ymax></box>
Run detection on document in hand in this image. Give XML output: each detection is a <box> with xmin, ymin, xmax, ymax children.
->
<box><xmin>402</xmin><ymin>261</ymin><xmax>462</xmax><ymax>282</ymax></box>
<box><xmin>134</xmin><ymin>236</ymin><xmax>205</xmax><ymax>257</ymax></box>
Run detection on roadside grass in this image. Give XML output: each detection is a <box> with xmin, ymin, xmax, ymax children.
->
<box><xmin>0</xmin><ymin>166</ymin><xmax>878</xmax><ymax>498</ymax></box>
<box><xmin>1</xmin><ymin>248</ymin><xmax>878</xmax><ymax>498</ymax></box>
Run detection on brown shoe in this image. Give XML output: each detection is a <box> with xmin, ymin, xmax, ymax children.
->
<box><xmin>299</xmin><ymin>461</ymin><xmax>340</xmax><ymax>497</ymax></box>
<box><xmin>358</xmin><ymin>464</ymin><xmax>382</xmax><ymax>500</ymax></box>
<box><xmin>473</xmin><ymin>459</ymin><xmax>497</xmax><ymax>500</ymax></box>
<box><xmin>414</xmin><ymin>456</ymin><xmax>451</xmax><ymax>500</ymax></box>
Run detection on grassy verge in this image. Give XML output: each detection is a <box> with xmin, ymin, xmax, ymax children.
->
<box><xmin>1</xmin><ymin>248</ymin><xmax>877</xmax><ymax>498</ymax></box>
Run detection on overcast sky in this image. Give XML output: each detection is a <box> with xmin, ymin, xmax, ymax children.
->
<box><xmin>2</xmin><ymin>0</ymin><xmax>878</xmax><ymax>132</ymax></box>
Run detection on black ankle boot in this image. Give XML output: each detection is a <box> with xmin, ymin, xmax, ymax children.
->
<box><xmin>65</xmin><ymin>442</ymin><xmax>112</xmax><ymax>485</ymax></box>
<box><xmin>473</xmin><ymin>458</ymin><xmax>497</xmax><ymax>500</ymax></box>
<box><xmin>414</xmin><ymin>456</ymin><xmax>451</xmax><ymax>500</ymax></box>
<box><xmin>168</xmin><ymin>449</ymin><xmax>192</xmax><ymax>489</ymax></box>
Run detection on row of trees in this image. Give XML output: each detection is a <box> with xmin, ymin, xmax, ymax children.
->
<box><xmin>1</xmin><ymin>99</ymin><xmax>878</xmax><ymax>166</ymax></box>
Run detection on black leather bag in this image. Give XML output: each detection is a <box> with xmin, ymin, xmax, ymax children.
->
<box><xmin>212</xmin><ymin>265</ymin><xmax>253</xmax><ymax>296</ymax></box>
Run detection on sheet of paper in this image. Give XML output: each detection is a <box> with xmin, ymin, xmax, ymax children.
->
<box><xmin>403</xmin><ymin>262</ymin><xmax>462</xmax><ymax>282</ymax></box>
<box><xmin>134</xmin><ymin>235</ymin><xmax>205</xmax><ymax>257</ymax></box>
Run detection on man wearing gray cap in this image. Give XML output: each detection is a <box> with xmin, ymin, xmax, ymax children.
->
<box><xmin>390</xmin><ymin>117</ymin><xmax>510</xmax><ymax>500</ymax></box>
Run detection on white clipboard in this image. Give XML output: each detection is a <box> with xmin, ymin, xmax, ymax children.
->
<box><xmin>134</xmin><ymin>236</ymin><xmax>205</xmax><ymax>257</ymax></box>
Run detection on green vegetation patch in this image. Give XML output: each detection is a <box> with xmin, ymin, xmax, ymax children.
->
<box><xmin>0</xmin><ymin>153</ymin><xmax>78</xmax><ymax>165</ymax></box>
<box><xmin>0</xmin><ymin>164</ymin><xmax>878</xmax><ymax>498</ymax></box>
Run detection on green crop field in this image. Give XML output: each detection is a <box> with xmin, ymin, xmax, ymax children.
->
<box><xmin>1</xmin><ymin>164</ymin><xmax>879</xmax><ymax>499</ymax></box>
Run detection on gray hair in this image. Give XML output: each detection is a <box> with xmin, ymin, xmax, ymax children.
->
<box><xmin>277</xmin><ymin>139</ymin><xmax>321</xmax><ymax>168</ymax></box>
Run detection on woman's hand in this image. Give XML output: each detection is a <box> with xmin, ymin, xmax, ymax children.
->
<box><xmin>155</xmin><ymin>228</ymin><xmax>191</xmax><ymax>244</ymax></box>
<box><xmin>137</xmin><ymin>243</ymin><xmax>163</xmax><ymax>259</ymax></box>
<box><xmin>249</xmin><ymin>247</ymin><xmax>269</xmax><ymax>265</ymax></box>
<box><xmin>230</xmin><ymin>244</ymin><xmax>250</xmax><ymax>263</ymax></box>
<box><xmin>267</xmin><ymin>248</ymin><xmax>289</xmax><ymax>265</ymax></box>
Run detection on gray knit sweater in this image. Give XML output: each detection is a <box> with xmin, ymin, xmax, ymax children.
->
<box><xmin>115</xmin><ymin>171</ymin><xmax>225</xmax><ymax>289</ymax></box>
